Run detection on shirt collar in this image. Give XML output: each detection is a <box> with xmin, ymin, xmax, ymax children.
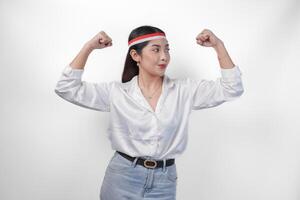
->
<box><xmin>120</xmin><ymin>74</ymin><xmax>175</xmax><ymax>113</ymax></box>
<box><xmin>122</xmin><ymin>74</ymin><xmax>174</xmax><ymax>94</ymax></box>
<box><xmin>133</xmin><ymin>74</ymin><xmax>174</xmax><ymax>92</ymax></box>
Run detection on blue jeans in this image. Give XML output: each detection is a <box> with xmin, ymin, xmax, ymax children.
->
<box><xmin>100</xmin><ymin>151</ymin><xmax>178</xmax><ymax>200</ymax></box>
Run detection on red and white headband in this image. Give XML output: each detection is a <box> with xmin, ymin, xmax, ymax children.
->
<box><xmin>128</xmin><ymin>32</ymin><xmax>166</xmax><ymax>48</ymax></box>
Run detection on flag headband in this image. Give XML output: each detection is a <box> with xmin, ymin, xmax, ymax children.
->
<box><xmin>128</xmin><ymin>32</ymin><xmax>166</xmax><ymax>48</ymax></box>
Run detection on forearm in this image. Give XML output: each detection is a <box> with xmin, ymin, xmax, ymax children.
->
<box><xmin>69</xmin><ymin>43</ymin><xmax>94</xmax><ymax>70</ymax></box>
<box><xmin>213</xmin><ymin>41</ymin><xmax>235</xmax><ymax>69</ymax></box>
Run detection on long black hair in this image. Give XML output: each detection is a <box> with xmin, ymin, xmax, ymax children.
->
<box><xmin>121</xmin><ymin>25</ymin><xmax>165</xmax><ymax>83</ymax></box>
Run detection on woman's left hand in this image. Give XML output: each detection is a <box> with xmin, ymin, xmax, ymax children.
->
<box><xmin>196</xmin><ymin>29</ymin><xmax>223</xmax><ymax>48</ymax></box>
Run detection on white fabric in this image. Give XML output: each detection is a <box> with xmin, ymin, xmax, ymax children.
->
<box><xmin>54</xmin><ymin>65</ymin><xmax>244</xmax><ymax>159</ymax></box>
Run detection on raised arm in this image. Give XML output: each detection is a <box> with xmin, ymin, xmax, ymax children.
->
<box><xmin>189</xmin><ymin>29</ymin><xmax>244</xmax><ymax>110</ymax></box>
<box><xmin>54</xmin><ymin>31</ymin><xmax>117</xmax><ymax>112</ymax></box>
<box><xmin>196</xmin><ymin>29</ymin><xmax>235</xmax><ymax>69</ymax></box>
<box><xmin>69</xmin><ymin>31</ymin><xmax>113</xmax><ymax>69</ymax></box>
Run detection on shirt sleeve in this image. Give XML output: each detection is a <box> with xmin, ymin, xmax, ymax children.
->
<box><xmin>188</xmin><ymin>65</ymin><xmax>244</xmax><ymax>110</ymax></box>
<box><xmin>54</xmin><ymin>65</ymin><xmax>117</xmax><ymax>112</ymax></box>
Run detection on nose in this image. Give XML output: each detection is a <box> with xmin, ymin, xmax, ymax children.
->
<box><xmin>160</xmin><ymin>51</ymin><xmax>169</xmax><ymax>62</ymax></box>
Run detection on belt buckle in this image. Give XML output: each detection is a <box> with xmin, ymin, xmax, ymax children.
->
<box><xmin>143</xmin><ymin>159</ymin><xmax>157</xmax><ymax>169</ymax></box>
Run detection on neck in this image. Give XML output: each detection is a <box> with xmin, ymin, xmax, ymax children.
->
<box><xmin>138</xmin><ymin>72</ymin><xmax>163</xmax><ymax>91</ymax></box>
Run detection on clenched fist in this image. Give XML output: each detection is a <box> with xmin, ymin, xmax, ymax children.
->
<box><xmin>196</xmin><ymin>29</ymin><xmax>222</xmax><ymax>48</ymax></box>
<box><xmin>86</xmin><ymin>31</ymin><xmax>113</xmax><ymax>50</ymax></box>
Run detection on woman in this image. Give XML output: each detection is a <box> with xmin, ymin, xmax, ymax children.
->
<box><xmin>54</xmin><ymin>25</ymin><xmax>244</xmax><ymax>200</ymax></box>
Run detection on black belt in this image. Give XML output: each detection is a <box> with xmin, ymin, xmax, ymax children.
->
<box><xmin>116</xmin><ymin>151</ymin><xmax>175</xmax><ymax>169</ymax></box>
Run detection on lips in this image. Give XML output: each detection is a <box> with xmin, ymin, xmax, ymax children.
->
<box><xmin>158</xmin><ymin>64</ymin><xmax>167</xmax><ymax>68</ymax></box>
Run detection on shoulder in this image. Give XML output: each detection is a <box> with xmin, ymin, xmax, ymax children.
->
<box><xmin>170</xmin><ymin>76</ymin><xmax>209</xmax><ymax>93</ymax></box>
<box><xmin>169</xmin><ymin>76</ymin><xmax>199</xmax><ymax>86</ymax></box>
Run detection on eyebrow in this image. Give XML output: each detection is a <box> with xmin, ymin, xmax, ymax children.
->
<box><xmin>151</xmin><ymin>44</ymin><xmax>169</xmax><ymax>47</ymax></box>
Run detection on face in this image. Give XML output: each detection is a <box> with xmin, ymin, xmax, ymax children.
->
<box><xmin>131</xmin><ymin>38</ymin><xmax>170</xmax><ymax>77</ymax></box>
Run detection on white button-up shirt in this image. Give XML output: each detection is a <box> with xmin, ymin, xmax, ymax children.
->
<box><xmin>55</xmin><ymin>65</ymin><xmax>244</xmax><ymax>160</ymax></box>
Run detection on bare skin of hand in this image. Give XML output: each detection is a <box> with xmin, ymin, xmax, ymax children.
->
<box><xmin>69</xmin><ymin>31</ymin><xmax>113</xmax><ymax>69</ymax></box>
<box><xmin>195</xmin><ymin>29</ymin><xmax>235</xmax><ymax>69</ymax></box>
<box><xmin>86</xmin><ymin>31</ymin><xmax>113</xmax><ymax>50</ymax></box>
<box><xmin>195</xmin><ymin>29</ymin><xmax>223</xmax><ymax>47</ymax></box>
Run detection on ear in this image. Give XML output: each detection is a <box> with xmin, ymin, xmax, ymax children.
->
<box><xmin>130</xmin><ymin>49</ymin><xmax>141</xmax><ymax>63</ymax></box>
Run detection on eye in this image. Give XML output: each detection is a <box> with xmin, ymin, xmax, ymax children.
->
<box><xmin>153</xmin><ymin>48</ymin><xmax>170</xmax><ymax>52</ymax></box>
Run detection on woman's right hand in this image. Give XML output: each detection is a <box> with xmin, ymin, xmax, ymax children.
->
<box><xmin>86</xmin><ymin>31</ymin><xmax>113</xmax><ymax>50</ymax></box>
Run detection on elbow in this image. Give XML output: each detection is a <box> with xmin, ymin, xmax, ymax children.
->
<box><xmin>54</xmin><ymin>87</ymin><xmax>69</xmax><ymax>100</ymax></box>
<box><xmin>54</xmin><ymin>84</ymin><xmax>80</xmax><ymax>102</ymax></box>
<box><xmin>223</xmin><ymin>85</ymin><xmax>244</xmax><ymax>101</ymax></box>
<box><xmin>54</xmin><ymin>84</ymin><xmax>63</xmax><ymax>96</ymax></box>
<box><xmin>237</xmin><ymin>81</ymin><xmax>245</xmax><ymax>97</ymax></box>
<box><xmin>54</xmin><ymin>88</ymin><xmax>61</xmax><ymax>96</ymax></box>
<box><xmin>54</xmin><ymin>81</ymin><xmax>74</xmax><ymax>99</ymax></box>
<box><xmin>221</xmin><ymin>79</ymin><xmax>244</xmax><ymax>99</ymax></box>
<box><xmin>235</xmin><ymin>86</ymin><xmax>244</xmax><ymax>97</ymax></box>
<box><xmin>54</xmin><ymin>88</ymin><xmax>65</xmax><ymax>99</ymax></box>
<box><xmin>230</xmin><ymin>86</ymin><xmax>244</xmax><ymax>98</ymax></box>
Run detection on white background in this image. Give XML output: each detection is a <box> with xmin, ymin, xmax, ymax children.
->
<box><xmin>1</xmin><ymin>0</ymin><xmax>300</xmax><ymax>199</ymax></box>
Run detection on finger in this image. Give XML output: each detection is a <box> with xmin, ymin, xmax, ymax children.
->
<box><xmin>104</xmin><ymin>36</ymin><xmax>112</xmax><ymax>42</ymax></box>
<box><xmin>101</xmin><ymin>38</ymin><xmax>110</xmax><ymax>45</ymax></box>
<box><xmin>105</xmin><ymin>39</ymin><xmax>113</xmax><ymax>46</ymax></box>
<box><xmin>203</xmin><ymin>41</ymin><xmax>212</xmax><ymax>47</ymax></box>
<box><xmin>104</xmin><ymin>41</ymin><xmax>112</xmax><ymax>47</ymax></box>
<box><xmin>196</xmin><ymin>37</ymin><xmax>205</xmax><ymax>44</ymax></box>
<box><xmin>197</xmin><ymin>39</ymin><xmax>203</xmax><ymax>45</ymax></box>
<box><xmin>196</xmin><ymin>33</ymin><xmax>208</xmax><ymax>42</ymax></box>
<box><xmin>99</xmin><ymin>38</ymin><xmax>106</xmax><ymax>44</ymax></box>
<box><xmin>196</xmin><ymin>33</ymin><xmax>203</xmax><ymax>40</ymax></box>
<box><xmin>202</xmin><ymin>33</ymin><xmax>209</xmax><ymax>38</ymax></box>
<box><xmin>199</xmin><ymin>35</ymin><xmax>207</xmax><ymax>41</ymax></box>
<box><xmin>202</xmin><ymin>29</ymin><xmax>211</xmax><ymax>34</ymax></box>
<box><xmin>99</xmin><ymin>37</ymin><xmax>105</xmax><ymax>42</ymax></box>
<box><xmin>107</xmin><ymin>39</ymin><xmax>112</xmax><ymax>44</ymax></box>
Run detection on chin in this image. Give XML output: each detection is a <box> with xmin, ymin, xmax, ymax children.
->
<box><xmin>157</xmin><ymin>72</ymin><xmax>165</xmax><ymax>77</ymax></box>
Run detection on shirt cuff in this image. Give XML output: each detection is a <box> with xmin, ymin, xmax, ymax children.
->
<box><xmin>220</xmin><ymin>65</ymin><xmax>242</xmax><ymax>79</ymax></box>
<box><xmin>62</xmin><ymin>65</ymin><xmax>84</xmax><ymax>78</ymax></box>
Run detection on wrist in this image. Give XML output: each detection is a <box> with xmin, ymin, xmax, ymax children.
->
<box><xmin>213</xmin><ymin>40</ymin><xmax>224</xmax><ymax>51</ymax></box>
<box><xmin>83</xmin><ymin>42</ymin><xmax>95</xmax><ymax>53</ymax></box>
